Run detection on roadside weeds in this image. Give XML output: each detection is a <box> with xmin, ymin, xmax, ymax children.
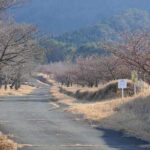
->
<box><xmin>44</xmin><ymin>74</ymin><xmax>150</xmax><ymax>143</ymax></box>
<box><xmin>0</xmin><ymin>84</ymin><xmax>36</xmax><ymax>96</ymax></box>
<box><xmin>0</xmin><ymin>132</ymin><xmax>17</xmax><ymax>150</ymax></box>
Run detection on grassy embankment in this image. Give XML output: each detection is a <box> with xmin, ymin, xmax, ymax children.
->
<box><xmin>0</xmin><ymin>133</ymin><xmax>18</xmax><ymax>150</ymax></box>
<box><xmin>44</xmin><ymin>74</ymin><xmax>150</xmax><ymax>143</ymax></box>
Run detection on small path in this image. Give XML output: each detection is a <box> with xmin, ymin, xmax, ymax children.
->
<box><xmin>0</xmin><ymin>80</ymin><xmax>149</xmax><ymax>150</ymax></box>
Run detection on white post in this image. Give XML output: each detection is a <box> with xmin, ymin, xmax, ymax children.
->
<box><xmin>144</xmin><ymin>74</ymin><xmax>145</xmax><ymax>93</ymax></box>
<box><xmin>134</xmin><ymin>83</ymin><xmax>136</xmax><ymax>96</ymax></box>
<box><xmin>144</xmin><ymin>82</ymin><xmax>145</xmax><ymax>93</ymax></box>
<box><xmin>122</xmin><ymin>88</ymin><xmax>124</xmax><ymax>99</ymax></box>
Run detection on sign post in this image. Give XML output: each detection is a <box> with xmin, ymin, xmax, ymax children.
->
<box><xmin>134</xmin><ymin>83</ymin><xmax>136</xmax><ymax>95</ymax></box>
<box><xmin>121</xmin><ymin>88</ymin><xmax>124</xmax><ymax>99</ymax></box>
<box><xmin>138</xmin><ymin>81</ymin><xmax>143</xmax><ymax>93</ymax></box>
<box><xmin>132</xmin><ymin>71</ymin><xmax>138</xmax><ymax>96</ymax></box>
<box><xmin>118</xmin><ymin>79</ymin><xmax>127</xmax><ymax>99</ymax></box>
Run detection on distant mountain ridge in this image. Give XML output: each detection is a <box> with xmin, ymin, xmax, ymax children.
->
<box><xmin>42</xmin><ymin>9</ymin><xmax>150</xmax><ymax>63</ymax></box>
<box><xmin>11</xmin><ymin>0</ymin><xmax>150</xmax><ymax>34</ymax></box>
<box><xmin>55</xmin><ymin>9</ymin><xmax>150</xmax><ymax>45</ymax></box>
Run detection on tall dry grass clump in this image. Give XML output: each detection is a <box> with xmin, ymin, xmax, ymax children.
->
<box><xmin>66</xmin><ymin>82</ymin><xmax>150</xmax><ymax>141</ymax></box>
<box><xmin>61</xmin><ymin>80</ymin><xmax>141</xmax><ymax>101</ymax></box>
<box><xmin>0</xmin><ymin>85</ymin><xmax>36</xmax><ymax>96</ymax></box>
<box><xmin>47</xmin><ymin>75</ymin><xmax>150</xmax><ymax>142</ymax></box>
<box><xmin>0</xmin><ymin>133</ymin><xmax>17</xmax><ymax>150</ymax></box>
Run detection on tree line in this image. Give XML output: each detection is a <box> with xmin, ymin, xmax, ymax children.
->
<box><xmin>43</xmin><ymin>30</ymin><xmax>150</xmax><ymax>87</ymax></box>
<box><xmin>55</xmin><ymin>9</ymin><xmax>150</xmax><ymax>45</ymax></box>
<box><xmin>43</xmin><ymin>9</ymin><xmax>150</xmax><ymax>63</ymax></box>
<box><xmin>0</xmin><ymin>0</ymin><xmax>42</xmax><ymax>90</ymax></box>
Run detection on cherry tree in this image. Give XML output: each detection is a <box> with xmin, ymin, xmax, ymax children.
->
<box><xmin>101</xmin><ymin>30</ymin><xmax>150</xmax><ymax>81</ymax></box>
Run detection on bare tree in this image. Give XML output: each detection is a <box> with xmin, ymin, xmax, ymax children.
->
<box><xmin>0</xmin><ymin>0</ymin><xmax>40</xmax><ymax>90</ymax></box>
<box><xmin>0</xmin><ymin>21</ymin><xmax>36</xmax><ymax>67</ymax></box>
<box><xmin>0</xmin><ymin>0</ymin><xmax>27</xmax><ymax>11</ymax></box>
<box><xmin>44</xmin><ymin>55</ymin><xmax>130</xmax><ymax>88</ymax></box>
<box><xmin>0</xmin><ymin>20</ymin><xmax>38</xmax><ymax>89</ymax></box>
<box><xmin>101</xmin><ymin>30</ymin><xmax>150</xmax><ymax>81</ymax></box>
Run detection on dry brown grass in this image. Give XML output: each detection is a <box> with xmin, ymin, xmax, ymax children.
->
<box><xmin>45</xmin><ymin>74</ymin><xmax>150</xmax><ymax>142</ymax></box>
<box><xmin>62</xmin><ymin>80</ymin><xmax>149</xmax><ymax>93</ymax></box>
<box><xmin>62</xmin><ymin>80</ymin><xmax>131</xmax><ymax>93</ymax></box>
<box><xmin>0</xmin><ymin>84</ymin><xmax>36</xmax><ymax>96</ymax></box>
<box><xmin>50</xmin><ymin>81</ymin><xmax>76</xmax><ymax>105</ymax></box>
<box><xmin>62</xmin><ymin>84</ymin><xmax>103</xmax><ymax>94</ymax></box>
<box><xmin>61</xmin><ymin>80</ymin><xmax>146</xmax><ymax>101</ymax></box>
<box><xmin>67</xmin><ymin>85</ymin><xmax>150</xmax><ymax>141</ymax></box>
<box><xmin>0</xmin><ymin>133</ymin><xmax>17</xmax><ymax>150</ymax></box>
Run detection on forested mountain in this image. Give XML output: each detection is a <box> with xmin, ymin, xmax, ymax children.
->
<box><xmin>11</xmin><ymin>0</ymin><xmax>150</xmax><ymax>62</ymax></box>
<box><xmin>43</xmin><ymin>9</ymin><xmax>150</xmax><ymax>62</ymax></box>
<box><xmin>56</xmin><ymin>9</ymin><xmax>150</xmax><ymax>45</ymax></box>
<box><xmin>11</xmin><ymin>0</ymin><xmax>150</xmax><ymax>34</ymax></box>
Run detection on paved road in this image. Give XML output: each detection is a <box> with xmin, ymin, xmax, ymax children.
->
<box><xmin>0</xmin><ymin>80</ymin><xmax>149</xmax><ymax>150</ymax></box>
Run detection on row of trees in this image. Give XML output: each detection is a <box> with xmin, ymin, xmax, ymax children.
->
<box><xmin>102</xmin><ymin>30</ymin><xmax>150</xmax><ymax>82</ymax></box>
<box><xmin>42</xmin><ymin>55</ymin><xmax>130</xmax><ymax>87</ymax></box>
<box><xmin>43</xmin><ymin>30</ymin><xmax>150</xmax><ymax>87</ymax></box>
<box><xmin>0</xmin><ymin>0</ymin><xmax>41</xmax><ymax>90</ymax></box>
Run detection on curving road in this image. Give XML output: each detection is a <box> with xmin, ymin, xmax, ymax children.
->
<box><xmin>0</xmin><ymin>79</ymin><xmax>149</xmax><ymax>150</ymax></box>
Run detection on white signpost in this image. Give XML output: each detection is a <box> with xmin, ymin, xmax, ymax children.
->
<box><xmin>118</xmin><ymin>79</ymin><xmax>127</xmax><ymax>99</ymax></box>
<box><xmin>138</xmin><ymin>81</ymin><xmax>143</xmax><ymax>87</ymax></box>
<box><xmin>138</xmin><ymin>81</ymin><xmax>144</xmax><ymax>92</ymax></box>
<box><xmin>58</xmin><ymin>82</ymin><xmax>62</xmax><ymax>87</ymax></box>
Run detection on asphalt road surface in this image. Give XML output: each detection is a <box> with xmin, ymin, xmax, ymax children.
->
<box><xmin>0</xmin><ymin>79</ymin><xmax>149</xmax><ymax>150</ymax></box>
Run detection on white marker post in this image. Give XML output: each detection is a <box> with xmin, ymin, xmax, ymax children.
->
<box><xmin>118</xmin><ymin>79</ymin><xmax>127</xmax><ymax>99</ymax></box>
<box><xmin>121</xmin><ymin>88</ymin><xmax>124</xmax><ymax>99</ymax></box>
<box><xmin>138</xmin><ymin>81</ymin><xmax>143</xmax><ymax>93</ymax></box>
